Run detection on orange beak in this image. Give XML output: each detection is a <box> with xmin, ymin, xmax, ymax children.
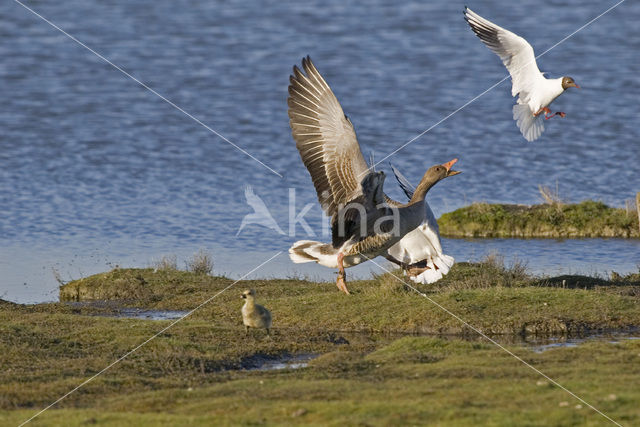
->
<box><xmin>441</xmin><ymin>158</ymin><xmax>461</xmax><ymax>176</ymax></box>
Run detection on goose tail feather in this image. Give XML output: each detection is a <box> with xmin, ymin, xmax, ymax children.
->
<box><xmin>289</xmin><ymin>240</ymin><xmax>339</xmax><ymax>267</ymax></box>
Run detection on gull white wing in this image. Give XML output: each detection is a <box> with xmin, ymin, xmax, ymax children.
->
<box><xmin>464</xmin><ymin>7</ymin><xmax>543</xmax><ymax>102</ymax></box>
<box><xmin>465</xmin><ymin>7</ymin><xmax>547</xmax><ymax>141</ymax></box>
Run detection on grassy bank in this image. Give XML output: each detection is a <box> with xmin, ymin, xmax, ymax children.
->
<box><xmin>58</xmin><ymin>260</ymin><xmax>640</xmax><ymax>335</ymax></box>
<box><xmin>438</xmin><ymin>200</ymin><xmax>639</xmax><ymax>238</ymax></box>
<box><xmin>2</xmin><ymin>262</ymin><xmax>640</xmax><ymax>425</ymax></box>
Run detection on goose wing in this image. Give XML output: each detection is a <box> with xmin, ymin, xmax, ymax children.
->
<box><xmin>390</xmin><ymin>163</ymin><xmax>415</xmax><ymax>200</ymax></box>
<box><xmin>288</xmin><ymin>56</ymin><xmax>370</xmax><ymax>218</ymax></box>
<box><xmin>464</xmin><ymin>7</ymin><xmax>543</xmax><ymax>101</ymax></box>
<box><xmin>332</xmin><ymin>171</ymin><xmax>387</xmax><ymax>248</ymax></box>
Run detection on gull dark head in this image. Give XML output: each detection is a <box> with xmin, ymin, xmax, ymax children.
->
<box><xmin>241</xmin><ymin>289</ymin><xmax>256</xmax><ymax>299</ymax></box>
<box><xmin>562</xmin><ymin>76</ymin><xmax>580</xmax><ymax>90</ymax></box>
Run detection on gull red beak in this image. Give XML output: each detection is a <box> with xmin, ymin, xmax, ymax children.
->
<box><xmin>441</xmin><ymin>158</ymin><xmax>461</xmax><ymax>176</ymax></box>
<box><xmin>574</xmin><ymin>84</ymin><xmax>580</xmax><ymax>89</ymax></box>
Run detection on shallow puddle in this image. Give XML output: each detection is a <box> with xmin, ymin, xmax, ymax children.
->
<box><xmin>243</xmin><ymin>353</ymin><xmax>319</xmax><ymax>371</ymax></box>
<box><xmin>113</xmin><ymin>307</ymin><xmax>188</xmax><ymax>321</ymax></box>
<box><xmin>525</xmin><ymin>334</ymin><xmax>640</xmax><ymax>353</ymax></box>
<box><xmin>66</xmin><ymin>301</ymin><xmax>188</xmax><ymax>321</ymax></box>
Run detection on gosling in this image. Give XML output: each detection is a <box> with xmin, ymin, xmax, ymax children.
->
<box><xmin>241</xmin><ymin>289</ymin><xmax>272</xmax><ymax>336</ymax></box>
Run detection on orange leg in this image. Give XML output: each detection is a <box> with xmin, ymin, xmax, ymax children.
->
<box><xmin>336</xmin><ymin>253</ymin><xmax>350</xmax><ymax>295</ymax></box>
<box><xmin>534</xmin><ymin>107</ymin><xmax>551</xmax><ymax>117</ymax></box>
<box><xmin>545</xmin><ymin>111</ymin><xmax>566</xmax><ymax>120</ymax></box>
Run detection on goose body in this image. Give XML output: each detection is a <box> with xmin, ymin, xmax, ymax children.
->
<box><xmin>464</xmin><ymin>7</ymin><xmax>579</xmax><ymax>142</ymax></box>
<box><xmin>287</xmin><ymin>57</ymin><xmax>460</xmax><ymax>293</ymax></box>
<box><xmin>290</xmin><ymin>177</ymin><xmax>429</xmax><ymax>269</ymax></box>
<box><xmin>385</xmin><ymin>166</ymin><xmax>455</xmax><ymax>284</ymax></box>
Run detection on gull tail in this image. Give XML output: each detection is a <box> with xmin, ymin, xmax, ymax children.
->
<box><xmin>513</xmin><ymin>104</ymin><xmax>544</xmax><ymax>142</ymax></box>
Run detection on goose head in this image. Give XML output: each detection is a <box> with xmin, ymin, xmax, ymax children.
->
<box><xmin>561</xmin><ymin>76</ymin><xmax>580</xmax><ymax>90</ymax></box>
<box><xmin>411</xmin><ymin>158</ymin><xmax>461</xmax><ymax>203</ymax></box>
<box><xmin>422</xmin><ymin>158</ymin><xmax>461</xmax><ymax>185</ymax></box>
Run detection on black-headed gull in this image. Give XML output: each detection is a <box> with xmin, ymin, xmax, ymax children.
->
<box><xmin>464</xmin><ymin>7</ymin><xmax>580</xmax><ymax>142</ymax></box>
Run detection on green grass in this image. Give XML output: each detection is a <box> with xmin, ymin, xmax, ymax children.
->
<box><xmin>3</xmin><ymin>262</ymin><xmax>640</xmax><ymax>425</ymax></box>
<box><xmin>58</xmin><ymin>260</ymin><xmax>640</xmax><ymax>335</ymax></box>
<box><xmin>2</xmin><ymin>336</ymin><xmax>639</xmax><ymax>426</ymax></box>
<box><xmin>438</xmin><ymin>200</ymin><xmax>640</xmax><ymax>238</ymax></box>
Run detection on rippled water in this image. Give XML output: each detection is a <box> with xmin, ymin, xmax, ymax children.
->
<box><xmin>1</xmin><ymin>0</ymin><xmax>638</xmax><ymax>303</ymax></box>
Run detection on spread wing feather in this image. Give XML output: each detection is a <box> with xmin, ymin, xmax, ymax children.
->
<box><xmin>464</xmin><ymin>7</ymin><xmax>543</xmax><ymax>103</ymax></box>
<box><xmin>288</xmin><ymin>56</ymin><xmax>370</xmax><ymax>218</ymax></box>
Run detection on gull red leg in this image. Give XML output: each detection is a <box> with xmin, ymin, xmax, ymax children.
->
<box><xmin>534</xmin><ymin>107</ymin><xmax>551</xmax><ymax>117</ymax></box>
<box><xmin>336</xmin><ymin>252</ymin><xmax>350</xmax><ymax>295</ymax></box>
<box><xmin>545</xmin><ymin>111</ymin><xmax>567</xmax><ymax>120</ymax></box>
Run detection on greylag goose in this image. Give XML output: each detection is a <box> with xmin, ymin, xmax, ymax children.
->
<box><xmin>287</xmin><ymin>57</ymin><xmax>460</xmax><ymax>294</ymax></box>
<box><xmin>464</xmin><ymin>7</ymin><xmax>580</xmax><ymax>142</ymax></box>
<box><xmin>241</xmin><ymin>289</ymin><xmax>272</xmax><ymax>335</ymax></box>
<box><xmin>385</xmin><ymin>165</ymin><xmax>455</xmax><ymax>284</ymax></box>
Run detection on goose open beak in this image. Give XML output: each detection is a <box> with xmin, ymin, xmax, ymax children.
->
<box><xmin>442</xmin><ymin>158</ymin><xmax>461</xmax><ymax>176</ymax></box>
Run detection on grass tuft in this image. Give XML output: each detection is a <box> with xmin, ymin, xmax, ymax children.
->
<box><xmin>151</xmin><ymin>254</ymin><xmax>178</xmax><ymax>271</ymax></box>
<box><xmin>186</xmin><ymin>250</ymin><xmax>214</xmax><ymax>275</ymax></box>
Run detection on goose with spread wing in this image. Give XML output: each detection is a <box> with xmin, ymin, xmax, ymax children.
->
<box><xmin>287</xmin><ymin>57</ymin><xmax>460</xmax><ymax>294</ymax></box>
<box><xmin>464</xmin><ymin>7</ymin><xmax>579</xmax><ymax>142</ymax></box>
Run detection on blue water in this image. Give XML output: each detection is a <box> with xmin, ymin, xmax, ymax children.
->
<box><xmin>1</xmin><ymin>0</ymin><xmax>638</xmax><ymax>303</ymax></box>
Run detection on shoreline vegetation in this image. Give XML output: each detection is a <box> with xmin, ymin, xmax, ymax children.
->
<box><xmin>55</xmin><ymin>260</ymin><xmax>640</xmax><ymax>336</ymax></box>
<box><xmin>438</xmin><ymin>199</ymin><xmax>640</xmax><ymax>238</ymax></box>
<box><xmin>3</xmin><ymin>260</ymin><xmax>640</xmax><ymax>424</ymax></box>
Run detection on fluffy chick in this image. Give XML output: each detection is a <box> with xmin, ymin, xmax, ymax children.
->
<box><xmin>241</xmin><ymin>289</ymin><xmax>272</xmax><ymax>336</ymax></box>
